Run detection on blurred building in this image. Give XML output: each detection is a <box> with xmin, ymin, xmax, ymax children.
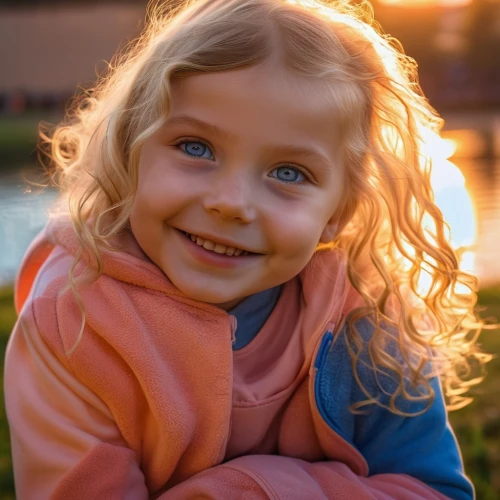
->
<box><xmin>0</xmin><ymin>3</ymin><xmax>145</xmax><ymax>112</ymax></box>
<box><xmin>372</xmin><ymin>0</ymin><xmax>500</xmax><ymax>110</ymax></box>
<box><xmin>0</xmin><ymin>0</ymin><xmax>498</xmax><ymax>113</ymax></box>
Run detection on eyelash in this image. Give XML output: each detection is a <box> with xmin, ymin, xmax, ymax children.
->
<box><xmin>172</xmin><ymin>137</ymin><xmax>313</xmax><ymax>184</ymax></box>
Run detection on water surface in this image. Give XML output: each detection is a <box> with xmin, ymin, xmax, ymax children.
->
<box><xmin>0</xmin><ymin>159</ymin><xmax>499</xmax><ymax>287</ymax></box>
<box><xmin>0</xmin><ymin>169</ymin><xmax>58</xmax><ymax>285</ymax></box>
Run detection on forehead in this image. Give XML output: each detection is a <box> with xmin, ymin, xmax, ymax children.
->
<box><xmin>168</xmin><ymin>64</ymin><xmax>342</xmax><ymax>159</ymax></box>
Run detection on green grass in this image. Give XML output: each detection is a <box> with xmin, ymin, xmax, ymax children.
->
<box><xmin>0</xmin><ymin>287</ymin><xmax>16</xmax><ymax>499</ymax></box>
<box><xmin>0</xmin><ymin>113</ymin><xmax>62</xmax><ymax>167</ymax></box>
<box><xmin>0</xmin><ymin>116</ymin><xmax>39</xmax><ymax>165</ymax></box>
<box><xmin>0</xmin><ymin>286</ymin><xmax>499</xmax><ymax>499</ymax></box>
<box><xmin>448</xmin><ymin>287</ymin><xmax>500</xmax><ymax>500</ymax></box>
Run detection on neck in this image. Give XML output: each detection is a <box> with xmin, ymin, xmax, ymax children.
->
<box><xmin>214</xmin><ymin>296</ymin><xmax>248</xmax><ymax>311</ymax></box>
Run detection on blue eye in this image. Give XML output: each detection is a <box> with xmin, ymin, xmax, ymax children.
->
<box><xmin>179</xmin><ymin>141</ymin><xmax>214</xmax><ymax>160</ymax></box>
<box><xmin>270</xmin><ymin>166</ymin><xmax>306</xmax><ymax>184</ymax></box>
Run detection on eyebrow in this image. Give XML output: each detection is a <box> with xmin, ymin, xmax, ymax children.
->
<box><xmin>165</xmin><ymin>115</ymin><xmax>234</xmax><ymax>142</ymax></box>
<box><xmin>164</xmin><ymin>114</ymin><xmax>334</xmax><ymax>171</ymax></box>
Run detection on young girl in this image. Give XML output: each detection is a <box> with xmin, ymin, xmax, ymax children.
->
<box><xmin>4</xmin><ymin>0</ymin><xmax>488</xmax><ymax>498</ymax></box>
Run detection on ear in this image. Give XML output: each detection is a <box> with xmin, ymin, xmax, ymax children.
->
<box><xmin>319</xmin><ymin>218</ymin><xmax>339</xmax><ymax>244</ymax></box>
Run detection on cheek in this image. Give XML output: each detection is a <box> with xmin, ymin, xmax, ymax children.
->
<box><xmin>129</xmin><ymin>197</ymin><xmax>155</xmax><ymax>251</ymax></box>
<box><xmin>134</xmin><ymin>165</ymin><xmax>190</xmax><ymax>219</ymax></box>
<box><xmin>268</xmin><ymin>206</ymin><xmax>326</xmax><ymax>256</ymax></box>
<box><xmin>129</xmin><ymin>171</ymin><xmax>171</xmax><ymax>249</ymax></box>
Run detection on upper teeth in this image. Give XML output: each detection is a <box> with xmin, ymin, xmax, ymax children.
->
<box><xmin>186</xmin><ymin>232</ymin><xmax>249</xmax><ymax>256</ymax></box>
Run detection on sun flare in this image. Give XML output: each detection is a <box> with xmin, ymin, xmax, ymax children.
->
<box><xmin>418</xmin><ymin>130</ymin><xmax>477</xmax><ymax>297</ymax></box>
<box><xmin>424</xmin><ymin>130</ymin><xmax>476</xmax><ymax>260</ymax></box>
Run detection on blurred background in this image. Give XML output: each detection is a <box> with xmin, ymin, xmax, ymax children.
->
<box><xmin>0</xmin><ymin>0</ymin><xmax>499</xmax><ymax>498</ymax></box>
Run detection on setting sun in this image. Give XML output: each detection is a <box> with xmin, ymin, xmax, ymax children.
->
<box><xmin>423</xmin><ymin>130</ymin><xmax>477</xmax><ymax>272</ymax></box>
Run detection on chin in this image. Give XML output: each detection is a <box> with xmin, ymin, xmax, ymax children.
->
<box><xmin>171</xmin><ymin>280</ymin><xmax>241</xmax><ymax>309</ymax></box>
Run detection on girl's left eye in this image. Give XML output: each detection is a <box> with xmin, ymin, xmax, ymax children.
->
<box><xmin>269</xmin><ymin>166</ymin><xmax>308</xmax><ymax>184</ymax></box>
<box><xmin>177</xmin><ymin>140</ymin><xmax>214</xmax><ymax>160</ymax></box>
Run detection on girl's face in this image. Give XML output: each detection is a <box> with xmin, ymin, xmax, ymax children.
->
<box><xmin>130</xmin><ymin>63</ymin><xmax>345</xmax><ymax>309</ymax></box>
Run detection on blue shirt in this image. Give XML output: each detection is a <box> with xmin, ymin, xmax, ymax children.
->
<box><xmin>229</xmin><ymin>285</ymin><xmax>283</xmax><ymax>350</ymax></box>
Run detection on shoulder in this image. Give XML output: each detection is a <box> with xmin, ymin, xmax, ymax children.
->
<box><xmin>314</xmin><ymin>316</ymin><xmax>473</xmax><ymax>499</ymax></box>
<box><xmin>15</xmin><ymin>243</ymin><xmax>78</xmax><ymax>358</ymax></box>
<box><xmin>314</xmin><ymin>315</ymin><xmax>434</xmax><ymax>440</ymax></box>
<box><xmin>315</xmin><ymin>315</ymin><xmax>394</xmax><ymax>402</ymax></box>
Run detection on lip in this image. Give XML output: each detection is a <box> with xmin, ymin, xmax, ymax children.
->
<box><xmin>173</xmin><ymin>227</ymin><xmax>261</xmax><ymax>269</ymax></box>
<box><xmin>177</xmin><ymin>228</ymin><xmax>261</xmax><ymax>255</ymax></box>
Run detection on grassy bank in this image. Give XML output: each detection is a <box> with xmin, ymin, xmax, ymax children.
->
<box><xmin>448</xmin><ymin>287</ymin><xmax>500</xmax><ymax>500</ymax></box>
<box><xmin>0</xmin><ymin>287</ymin><xmax>16</xmax><ymax>499</ymax></box>
<box><xmin>0</xmin><ymin>113</ymin><xmax>62</xmax><ymax>167</ymax></box>
<box><xmin>0</xmin><ymin>285</ymin><xmax>499</xmax><ymax>499</ymax></box>
<box><xmin>0</xmin><ymin>116</ymin><xmax>39</xmax><ymax>166</ymax></box>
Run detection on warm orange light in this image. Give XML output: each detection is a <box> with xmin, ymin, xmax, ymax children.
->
<box><xmin>379</xmin><ymin>125</ymin><xmax>478</xmax><ymax>298</ymax></box>
<box><xmin>422</xmin><ymin>130</ymin><xmax>477</xmax><ymax>274</ymax></box>
<box><xmin>378</xmin><ymin>0</ymin><xmax>472</xmax><ymax>7</ymax></box>
<box><xmin>440</xmin><ymin>129</ymin><xmax>487</xmax><ymax>158</ymax></box>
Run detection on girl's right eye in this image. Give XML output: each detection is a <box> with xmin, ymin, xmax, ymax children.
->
<box><xmin>176</xmin><ymin>140</ymin><xmax>214</xmax><ymax>160</ymax></box>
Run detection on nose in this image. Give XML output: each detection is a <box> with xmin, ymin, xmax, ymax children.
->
<box><xmin>202</xmin><ymin>171</ymin><xmax>257</xmax><ymax>223</ymax></box>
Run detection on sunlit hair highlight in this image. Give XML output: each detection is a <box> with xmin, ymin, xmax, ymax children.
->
<box><xmin>42</xmin><ymin>0</ymin><xmax>490</xmax><ymax>411</ymax></box>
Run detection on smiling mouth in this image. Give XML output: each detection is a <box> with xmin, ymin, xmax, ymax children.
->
<box><xmin>179</xmin><ymin>230</ymin><xmax>257</xmax><ymax>257</ymax></box>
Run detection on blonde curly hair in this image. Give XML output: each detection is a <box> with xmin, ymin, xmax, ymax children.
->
<box><xmin>41</xmin><ymin>0</ymin><xmax>490</xmax><ymax>413</ymax></box>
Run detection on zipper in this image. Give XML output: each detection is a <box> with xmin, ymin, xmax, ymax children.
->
<box><xmin>229</xmin><ymin>314</ymin><xmax>237</xmax><ymax>344</ymax></box>
<box><xmin>214</xmin><ymin>315</ymin><xmax>237</xmax><ymax>463</ymax></box>
<box><xmin>216</xmin><ymin>413</ymin><xmax>233</xmax><ymax>463</ymax></box>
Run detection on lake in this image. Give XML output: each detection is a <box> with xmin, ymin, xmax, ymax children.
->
<box><xmin>0</xmin><ymin>157</ymin><xmax>499</xmax><ymax>288</ymax></box>
<box><xmin>0</xmin><ymin>169</ymin><xmax>58</xmax><ymax>285</ymax></box>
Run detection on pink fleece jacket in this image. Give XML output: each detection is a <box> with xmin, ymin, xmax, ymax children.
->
<box><xmin>4</xmin><ymin>217</ymin><xmax>452</xmax><ymax>499</ymax></box>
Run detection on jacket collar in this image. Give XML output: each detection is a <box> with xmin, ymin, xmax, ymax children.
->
<box><xmin>35</xmin><ymin>216</ymin><xmax>361</xmax><ymax>331</ymax></box>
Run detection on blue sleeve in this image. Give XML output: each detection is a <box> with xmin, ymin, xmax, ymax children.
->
<box><xmin>354</xmin><ymin>375</ymin><xmax>473</xmax><ymax>500</ymax></box>
<box><xmin>315</xmin><ymin>316</ymin><xmax>474</xmax><ymax>500</ymax></box>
